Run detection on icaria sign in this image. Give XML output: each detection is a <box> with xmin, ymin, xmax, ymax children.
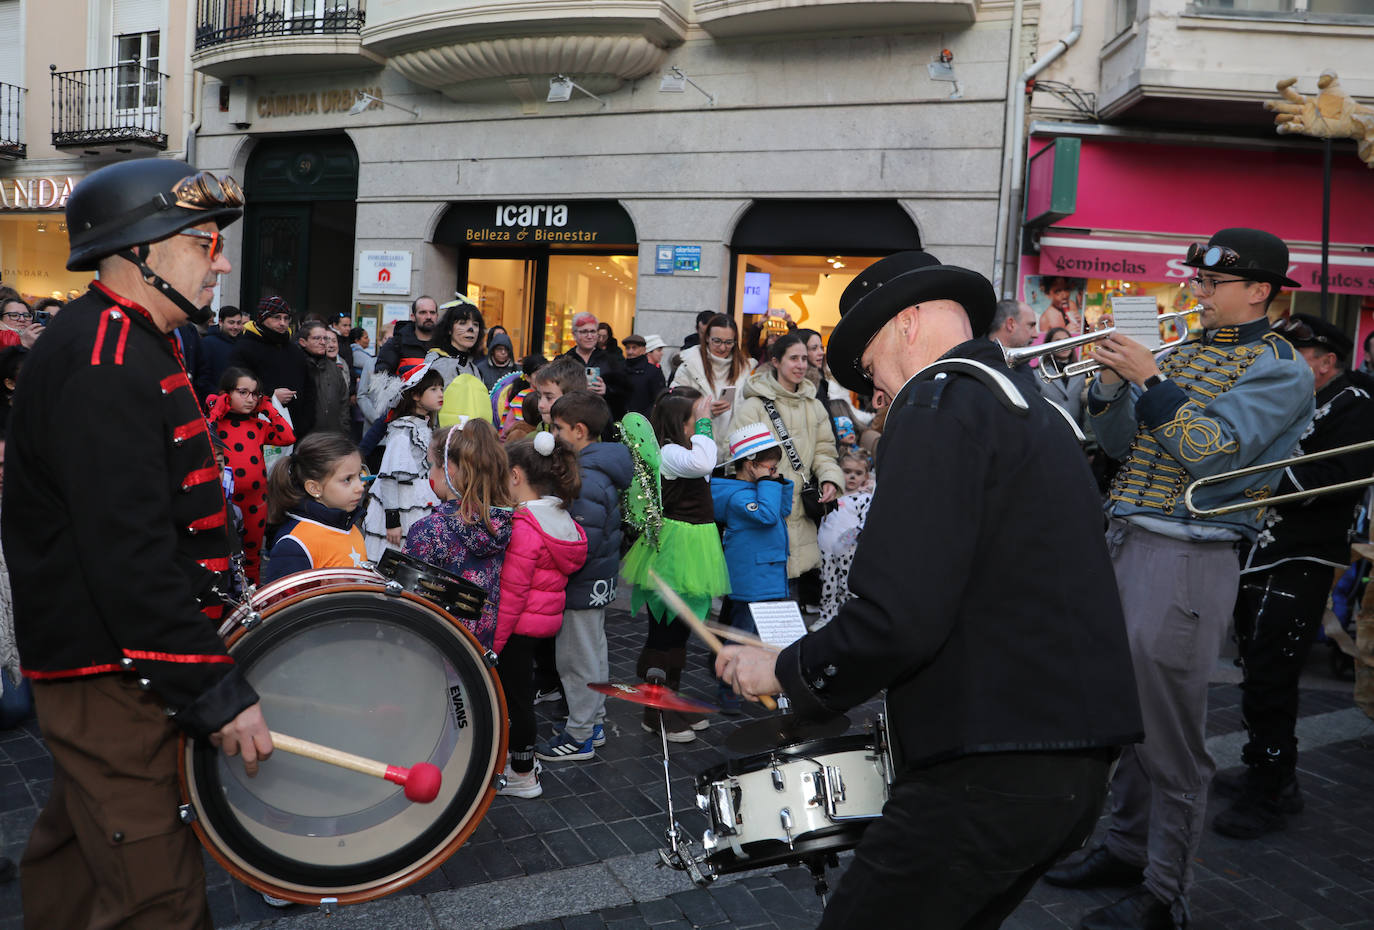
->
<box><xmin>358</xmin><ymin>250</ymin><xmax>412</xmax><ymax>296</ymax></box>
<box><xmin>0</xmin><ymin>176</ymin><xmax>79</xmax><ymax>210</ymax></box>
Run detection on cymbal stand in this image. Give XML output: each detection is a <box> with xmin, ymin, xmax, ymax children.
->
<box><xmin>647</xmin><ymin>669</ymin><xmax>711</xmax><ymax>886</ymax></box>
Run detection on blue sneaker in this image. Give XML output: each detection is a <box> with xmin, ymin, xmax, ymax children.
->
<box><xmin>554</xmin><ymin>721</ymin><xmax>606</xmax><ymax>747</ymax></box>
<box><xmin>535</xmin><ymin>730</ymin><xmax>595</xmax><ymax>762</ymax></box>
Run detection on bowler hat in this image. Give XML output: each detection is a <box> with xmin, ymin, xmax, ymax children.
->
<box><xmin>826</xmin><ymin>251</ymin><xmax>997</xmax><ymax>393</ymax></box>
<box><xmin>1183</xmin><ymin>228</ymin><xmax>1301</xmax><ymax>289</ymax></box>
<box><xmin>1275</xmin><ymin>313</ymin><xmax>1351</xmax><ymax>361</ymax></box>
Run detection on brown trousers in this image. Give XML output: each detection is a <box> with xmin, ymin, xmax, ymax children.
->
<box><xmin>22</xmin><ymin>675</ymin><xmax>212</xmax><ymax>930</ymax></box>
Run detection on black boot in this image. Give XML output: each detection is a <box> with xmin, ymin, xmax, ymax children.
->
<box><xmin>1212</xmin><ymin>766</ymin><xmax>1303</xmax><ymax>813</ymax></box>
<box><xmin>1044</xmin><ymin>845</ymin><xmax>1144</xmax><ymax>889</ymax></box>
<box><xmin>665</xmin><ymin>647</ymin><xmax>707</xmax><ymax>734</ymax></box>
<box><xmin>1081</xmin><ymin>889</ymin><xmax>1175</xmax><ymax>930</ymax></box>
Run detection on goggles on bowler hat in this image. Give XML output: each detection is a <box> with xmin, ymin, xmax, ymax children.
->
<box><xmin>1186</xmin><ymin>242</ymin><xmax>1240</xmax><ymax>270</ymax></box>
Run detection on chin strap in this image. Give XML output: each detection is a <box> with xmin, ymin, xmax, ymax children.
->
<box><xmin>116</xmin><ymin>247</ymin><xmax>213</xmax><ymax>326</ymax></box>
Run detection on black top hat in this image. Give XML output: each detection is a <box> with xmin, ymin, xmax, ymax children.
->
<box><xmin>825</xmin><ymin>251</ymin><xmax>997</xmax><ymax>394</ymax></box>
<box><xmin>1182</xmin><ymin>227</ymin><xmax>1301</xmax><ymax>289</ymax></box>
<box><xmin>1274</xmin><ymin>313</ymin><xmax>1351</xmax><ymax>361</ymax></box>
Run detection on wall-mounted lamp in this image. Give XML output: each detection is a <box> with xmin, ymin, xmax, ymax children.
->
<box><xmin>927</xmin><ymin>48</ymin><xmax>963</xmax><ymax>100</ymax></box>
<box><xmin>548</xmin><ymin>75</ymin><xmax>607</xmax><ymax>108</ymax></box>
<box><xmin>347</xmin><ymin>91</ymin><xmax>420</xmax><ymax>118</ymax></box>
<box><xmin>659</xmin><ymin>67</ymin><xmax>715</xmax><ymax>106</ymax></box>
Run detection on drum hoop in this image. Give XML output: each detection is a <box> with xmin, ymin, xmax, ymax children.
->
<box><xmin>179</xmin><ymin>583</ymin><xmax>509</xmax><ymax>905</ymax></box>
<box><xmin>697</xmin><ymin>732</ymin><xmax>878</xmax><ymax>784</ymax></box>
<box><xmin>218</xmin><ymin>569</ymin><xmax>385</xmax><ymax>639</ymax></box>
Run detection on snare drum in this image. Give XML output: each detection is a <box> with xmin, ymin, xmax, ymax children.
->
<box><xmin>695</xmin><ymin>733</ymin><xmax>889</xmax><ymax>874</ymax></box>
<box><xmin>182</xmin><ymin>569</ymin><xmax>507</xmax><ymax>905</ymax></box>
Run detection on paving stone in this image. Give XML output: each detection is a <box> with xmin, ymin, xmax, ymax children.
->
<box><xmin>707</xmin><ymin>882</ymin><xmax>770</xmax><ymax>925</ymax></box>
<box><xmin>634</xmin><ymin>897</ymin><xmax>683</xmax><ymax>924</ymax></box>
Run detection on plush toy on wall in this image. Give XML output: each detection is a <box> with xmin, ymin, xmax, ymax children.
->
<box><xmin>1265</xmin><ymin>70</ymin><xmax>1374</xmax><ymax>167</ymax></box>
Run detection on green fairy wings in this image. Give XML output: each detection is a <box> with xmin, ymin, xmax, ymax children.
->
<box><xmin>618</xmin><ymin>413</ymin><xmax>663</xmax><ymax>551</ymax></box>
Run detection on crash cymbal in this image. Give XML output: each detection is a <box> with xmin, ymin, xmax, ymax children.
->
<box><xmin>724</xmin><ymin>713</ymin><xmax>851</xmax><ymax>755</ymax></box>
<box><xmin>588</xmin><ymin>681</ymin><xmax>717</xmax><ymax>714</ymax></box>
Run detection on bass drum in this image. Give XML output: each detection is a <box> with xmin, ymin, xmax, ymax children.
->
<box><xmin>182</xmin><ymin>570</ymin><xmax>507</xmax><ymax>905</ymax></box>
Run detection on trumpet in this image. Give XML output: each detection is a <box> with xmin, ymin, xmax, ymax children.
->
<box><xmin>1183</xmin><ymin>439</ymin><xmax>1374</xmax><ymax>517</ymax></box>
<box><xmin>1002</xmin><ymin>311</ymin><xmax>1193</xmax><ymax>382</ymax></box>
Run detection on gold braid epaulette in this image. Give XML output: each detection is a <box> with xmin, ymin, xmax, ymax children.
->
<box><xmin>1107</xmin><ymin>340</ymin><xmax>1265</xmax><ymax>511</ymax></box>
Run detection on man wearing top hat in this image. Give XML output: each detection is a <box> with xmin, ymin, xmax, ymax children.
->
<box><xmin>716</xmin><ymin>252</ymin><xmax>1143</xmax><ymax>928</ymax></box>
<box><xmin>1044</xmin><ymin>229</ymin><xmax>1315</xmax><ymax>929</ymax></box>
<box><xmin>1211</xmin><ymin>314</ymin><xmax>1374</xmax><ymax>840</ymax></box>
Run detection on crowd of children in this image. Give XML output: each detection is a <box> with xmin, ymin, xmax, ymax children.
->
<box><xmin>234</xmin><ymin>325</ymin><xmax>876</xmax><ymax>799</ymax></box>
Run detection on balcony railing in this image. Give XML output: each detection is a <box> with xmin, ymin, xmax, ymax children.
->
<box><xmin>0</xmin><ymin>82</ymin><xmax>24</xmax><ymax>159</ymax></box>
<box><xmin>196</xmin><ymin>0</ymin><xmax>365</xmax><ymax>50</ymax></box>
<box><xmin>50</xmin><ymin>64</ymin><xmax>168</xmax><ymax>151</ymax></box>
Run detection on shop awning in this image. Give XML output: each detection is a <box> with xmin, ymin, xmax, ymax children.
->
<box><xmin>1028</xmin><ymin>133</ymin><xmax>1374</xmax><ymax>296</ymax></box>
<box><xmin>1039</xmin><ymin>233</ymin><xmax>1374</xmax><ymax>297</ymax></box>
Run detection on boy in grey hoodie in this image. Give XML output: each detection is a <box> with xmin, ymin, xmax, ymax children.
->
<box><xmin>536</xmin><ymin>392</ymin><xmax>633</xmax><ymax>761</ymax></box>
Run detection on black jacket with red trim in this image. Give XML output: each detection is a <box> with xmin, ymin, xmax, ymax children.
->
<box><xmin>2</xmin><ymin>283</ymin><xmax>259</xmax><ymax>738</ymax></box>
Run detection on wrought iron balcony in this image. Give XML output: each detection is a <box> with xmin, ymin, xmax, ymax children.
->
<box><xmin>195</xmin><ymin>0</ymin><xmax>365</xmax><ymax>49</ymax></box>
<box><xmin>192</xmin><ymin>0</ymin><xmax>377</xmax><ymax>79</ymax></box>
<box><xmin>50</xmin><ymin>64</ymin><xmax>168</xmax><ymax>152</ymax></box>
<box><xmin>0</xmin><ymin>82</ymin><xmax>25</xmax><ymax>159</ymax></box>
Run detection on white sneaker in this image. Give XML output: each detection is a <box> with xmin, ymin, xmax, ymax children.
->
<box><xmin>498</xmin><ymin>762</ymin><xmax>543</xmax><ymax>798</ymax></box>
<box><xmin>641</xmin><ymin>720</ymin><xmax>696</xmax><ymax>743</ymax></box>
<box><xmin>262</xmin><ymin>893</ymin><xmax>292</xmax><ymax>908</ymax></box>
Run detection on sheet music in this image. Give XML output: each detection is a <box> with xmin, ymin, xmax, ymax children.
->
<box><xmin>1110</xmin><ymin>296</ymin><xmax>1164</xmax><ymax>348</ymax></box>
<box><xmin>748</xmin><ymin>601</ymin><xmax>809</xmax><ymax>649</ymax></box>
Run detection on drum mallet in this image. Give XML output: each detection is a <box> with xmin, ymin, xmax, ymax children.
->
<box><xmin>268</xmin><ymin>731</ymin><xmax>442</xmax><ymax>803</ymax></box>
<box><xmin>647</xmin><ymin>569</ymin><xmax>778</xmax><ymax>710</ymax></box>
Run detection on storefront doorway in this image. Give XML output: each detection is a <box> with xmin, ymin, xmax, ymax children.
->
<box><xmin>728</xmin><ymin>200</ymin><xmax>921</xmax><ymax>355</ymax></box>
<box><xmin>435</xmin><ymin>201</ymin><xmax>638</xmax><ymax>357</ymax></box>
<box><xmin>241</xmin><ymin>135</ymin><xmax>358</xmax><ymax>314</ymax></box>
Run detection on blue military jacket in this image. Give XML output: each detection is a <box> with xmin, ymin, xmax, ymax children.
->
<box><xmin>1088</xmin><ymin>317</ymin><xmax>1314</xmax><ymax>540</ymax></box>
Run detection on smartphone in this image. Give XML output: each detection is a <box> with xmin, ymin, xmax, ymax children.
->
<box><xmin>586</xmin><ymin>366</ymin><xmax>601</xmax><ymax>382</ymax></box>
<box><xmin>34</xmin><ymin>310</ymin><xmax>49</xmax><ymax>326</ymax></box>
<box><xmin>720</xmin><ymin>386</ymin><xmax>737</xmax><ymax>404</ymax></box>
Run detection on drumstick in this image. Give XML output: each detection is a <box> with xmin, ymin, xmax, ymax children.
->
<box><xmin>647</xmin><ymin>569</ymin><xmax>778</xmax><ymax>710</ymax></box>
<box><xmin>705</xmin><ymin>621</ymin><xmax>781</xmax><ymax>653</ymax></box>
<box><xmin>268</xmin><ymin>731</ymin><xmax>442</xmax><ymax>803</ymax></box>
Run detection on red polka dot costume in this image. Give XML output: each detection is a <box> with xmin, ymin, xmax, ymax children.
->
<box><xmin>206</xmin><ymin>393</ymin><xmax>295</xmax><ymax>583</ymax></box>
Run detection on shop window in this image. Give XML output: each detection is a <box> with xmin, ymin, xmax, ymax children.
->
<box><xmin>0</xmin><ymin>215</ymin><xmax>91</xmax><ymax>304</ymax></box>
<box><xmin>731</xmin><ymin>254</ymin><xmax>881</xmax><ymax>359</ymax></box>
<box><xmin>543</xmin><ymin>254</ymin><xmax>637</xmax><ymax>358</ymax></box>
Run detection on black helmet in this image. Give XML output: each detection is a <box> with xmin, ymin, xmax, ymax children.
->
<box><xmin>66</xmin><ymin>159</ymin><xmax>242</xmax><ymax>271</ymax></box>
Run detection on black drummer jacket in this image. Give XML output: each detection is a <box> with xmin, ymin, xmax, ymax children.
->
<box><xmin>3</xmin><ymin>283</ymin><xmax>259</xmax><ymax>738</ymax></box>
<box><xmin>777</xmin><ymin>338</ymin><xmax>1144</xmax><ymax>770</ymax></box>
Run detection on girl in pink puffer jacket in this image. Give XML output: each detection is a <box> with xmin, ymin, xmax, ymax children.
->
<box><xmin>495</xmin><ymin>432</ymin><xmax>587</xmax><ymax>798</ymax></box>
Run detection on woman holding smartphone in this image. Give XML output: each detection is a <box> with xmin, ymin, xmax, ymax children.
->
<box><xmin>670</xmin><ymin>313</ymin><xmax>754</xmax><ymax>441</ymax></box>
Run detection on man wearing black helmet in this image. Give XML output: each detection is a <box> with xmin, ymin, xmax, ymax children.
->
<box><xmin>2</xmin><ymin>159</ymin><xmax>270</xmax><ymax>928</ymax></box>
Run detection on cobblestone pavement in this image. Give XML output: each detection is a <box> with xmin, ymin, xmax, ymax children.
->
<box><xmin>1</xmin><ymin>598</ymin><xmax>1371</xmax><ymax>930</ymax></box>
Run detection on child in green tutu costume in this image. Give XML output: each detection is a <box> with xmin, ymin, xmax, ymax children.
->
<box><xmin>620</xmin><ymin>389</ymin><xmax>730</xmax><ymax>742</ymax></box>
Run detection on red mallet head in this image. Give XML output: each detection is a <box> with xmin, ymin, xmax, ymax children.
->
<box><xmin>384</xmin><ymin>762</ymin><xmax>443</xmax><ymax>803</ymax></box>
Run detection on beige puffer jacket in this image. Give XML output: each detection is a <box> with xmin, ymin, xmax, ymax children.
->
<box><xmin>732</xmin><ymin>370</ymin><xmax>845</xmax><ymax>577</ymax></box>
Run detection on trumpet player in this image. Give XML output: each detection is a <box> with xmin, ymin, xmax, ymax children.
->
<box><xmin>1215</xmin><ymin>315</ymin><xmax>1374</xmax><ymax>840</ymax></box>
<box><xmin>1045</xmin><ymin>228</ymin><xmax>1314</xmax><ymax>930</ymax></box>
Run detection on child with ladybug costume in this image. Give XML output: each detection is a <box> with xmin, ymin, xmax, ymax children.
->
<box><xmin>206</xmin><ymin>365</ymin><xmax>295</xmax><ymax>584</ymax></box>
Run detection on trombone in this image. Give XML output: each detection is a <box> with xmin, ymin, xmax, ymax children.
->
<box><xmin>1183</xmin><ymin>439</ymin><xmax>1374</xmax><ymax>517</ymax></box>
<box><xmin>1002</xmin><ymin>311</ymin><xmax>1193</xmax><ymax>381</ymax></box>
